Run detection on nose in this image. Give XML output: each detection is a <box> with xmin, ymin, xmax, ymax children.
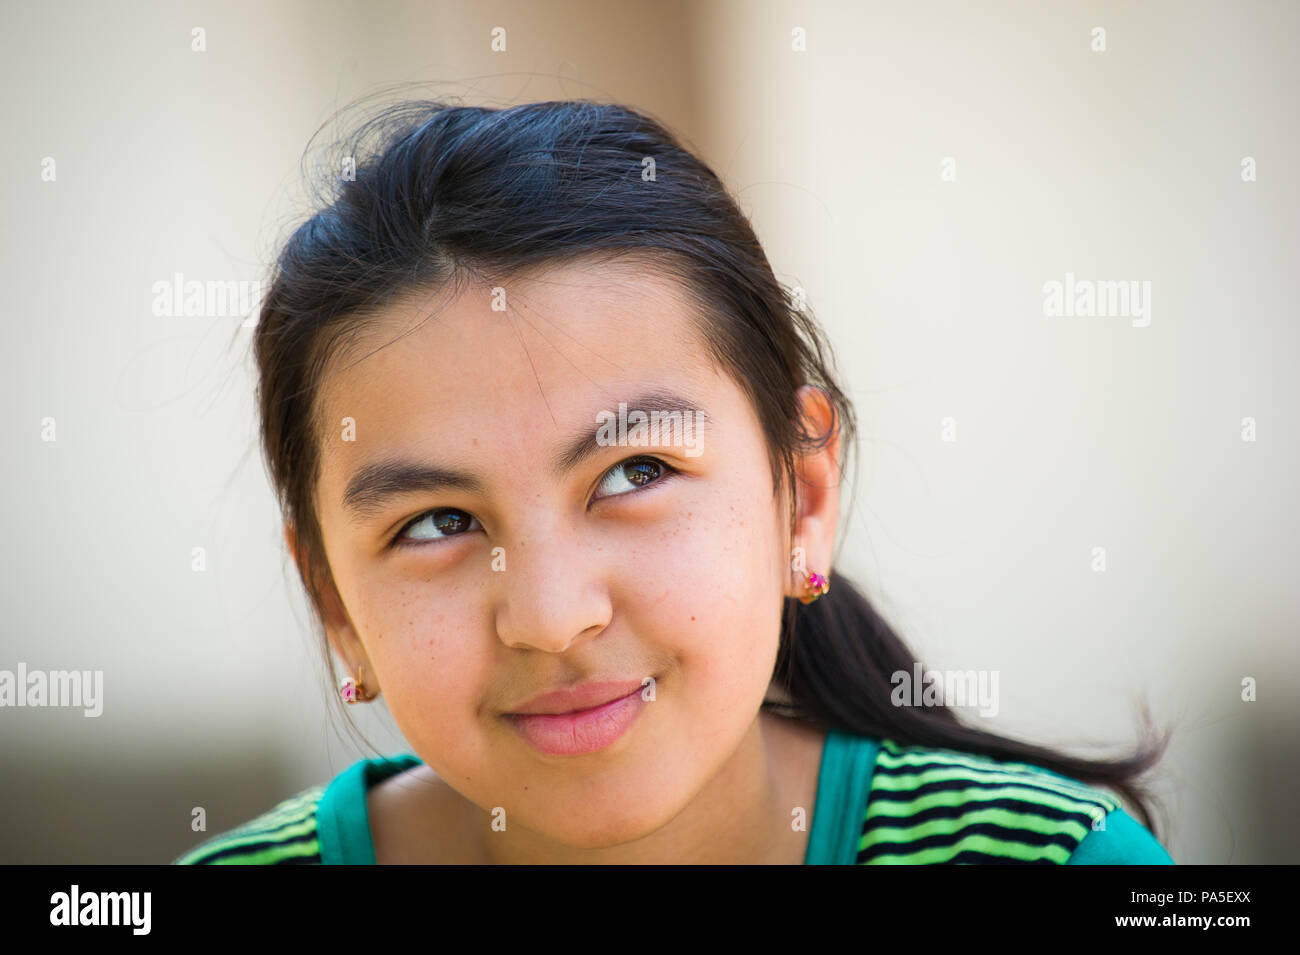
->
<box><xmin>492</xmin><ymin>522</ymin><xmax>613</xmax><ymax>653</ymax></box>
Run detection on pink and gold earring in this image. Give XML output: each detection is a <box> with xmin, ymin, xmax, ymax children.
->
<box><xmin>799</xmin><ymin>570</ymin><xmax>830</xmax><ymax>604</ymax></box>
<box><xmin>340</xmin><ymin>666</ymin><xmax>376</xmax><ymax>704</ymax></box>
<box><xmin>340</xmin><ymin>676</ymin><xmax>361</xmax><ymax>704</ymax></box>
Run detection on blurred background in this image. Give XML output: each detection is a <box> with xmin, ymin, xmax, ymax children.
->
<box><xmin>1</xmin><ymin>0</ymin><xmax>1296</xmax><ymax>864</ymax></box>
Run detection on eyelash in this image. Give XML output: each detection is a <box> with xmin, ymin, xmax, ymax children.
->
<box><xmin>388</xmin><ymin>455</ymin><xmax>678</xmax><ymax>550</ymax></box>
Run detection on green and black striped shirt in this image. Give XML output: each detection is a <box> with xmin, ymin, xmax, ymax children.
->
<box><xmin>172</xmin><ymin>730</ymin><xmax>1174</xmax><ymax>864</ymax></box>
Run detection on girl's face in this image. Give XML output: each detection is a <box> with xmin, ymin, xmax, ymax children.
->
<box><xmin>307</xmin><ymin>260</ymin><xmax>814</xmax><ymax>848</ymax></box>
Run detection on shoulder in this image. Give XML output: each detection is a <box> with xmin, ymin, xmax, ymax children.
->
<box><xmin>858</xmin><ymin>737</ymin><xmax>1172</xmax><ymax>864</ymax></box>
<box><xmin>172</xmin><ymin>785</ymin><xmax>326</xmax><ymax>865</ymax></box>
<box><xmin>1066</xmin><ymin>806</ymin><xmax>1174</xmax><ymax>864</ymax></box>
<box><xmin>367</xmin><ymin>764</ymin><xmax>487</xmax><ymax>864</ymax></box>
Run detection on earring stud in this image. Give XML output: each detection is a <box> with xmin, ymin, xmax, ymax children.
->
<box><xmin>799</xmin><ymin>570</ymin><xmax>830</xmax><ymax>604</ymax></box>
<box><xmin>340</xmin><ymin>676</ymin><xmax>360</xmax><ymax>703</ymax></box>
<box><xmin>795</xmin><ymin>566</ymin><xmax>826</xmax><ymax>605</ymax></box>
<box><xmin>340</xmin><ymin>668</ymin><xmax>377</xmax><ymax>704</ymax></box>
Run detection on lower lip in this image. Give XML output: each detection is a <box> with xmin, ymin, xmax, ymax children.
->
<box><xmin>506</xmin><ymin>687</ymin><xmax>648</xmax><ymax>757</ymax></box>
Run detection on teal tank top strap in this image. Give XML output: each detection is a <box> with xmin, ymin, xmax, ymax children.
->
<box><xmin>804</xmin><ymin>729</ymin><xmax>880</xmax><ymax>865</ymax></box>
<box><xmin>317</xmin><ymin>754</ymin><xmax>422</xmax><ymax>864</ymax></box>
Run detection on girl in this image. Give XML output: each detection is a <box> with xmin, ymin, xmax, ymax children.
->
<box><xmin>175</xmin><ymin>98</ymin><xmax>1174</xmax><ymax>865</ymax></box>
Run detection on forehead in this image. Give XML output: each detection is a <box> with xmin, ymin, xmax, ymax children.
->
<box><xmin>312</xmin><ymin>259</ymin><xmax>724</xmax><ymax>493</ymax></box>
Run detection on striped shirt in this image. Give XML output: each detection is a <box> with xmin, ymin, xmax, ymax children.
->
<box><xmin>172</xmin><ymin>730</ymin><xmax>1174</xmax><ymax>864</ymax></box>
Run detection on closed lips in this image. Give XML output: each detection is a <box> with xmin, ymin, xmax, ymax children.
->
<box><xmin>505</xmin><ymin>680</ymin><xmax>646</xmax><ymax>716</ymax></box>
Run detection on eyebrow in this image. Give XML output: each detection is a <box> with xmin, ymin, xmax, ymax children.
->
<box><xmin>341</xmin><ymin>388</ymin><xmax>710</xmax><ymax>522</ymax></box>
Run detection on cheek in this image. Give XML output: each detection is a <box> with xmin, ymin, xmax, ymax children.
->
<box><xmin>622</xmin><ymin>480</ymin><xmax>784</xmax><ymax>711</ymax></box>
<box><xmin>353</xmin><ymin>589</ymin><xmax>492</xmax><ymax>766</ymax></box>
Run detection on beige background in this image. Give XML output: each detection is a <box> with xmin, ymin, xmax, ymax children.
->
<box><xmin>1</xmin><ymin>0</ymin><xmax>1295</xmax><ymax>863</ymax></box>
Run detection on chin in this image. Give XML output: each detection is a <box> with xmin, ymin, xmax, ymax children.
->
<box><xmin>523</xmin><ymin>797</ymin><xmax>681</xmax><ymax>851</ymax></box>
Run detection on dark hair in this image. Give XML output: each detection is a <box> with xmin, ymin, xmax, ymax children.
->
<box><xmin>252</xmin><ymin>95</ymin><xmax>1172</xmax><ymax>838</ymax></box>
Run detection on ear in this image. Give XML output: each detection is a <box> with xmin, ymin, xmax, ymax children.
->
<box><xmin>785</xmin><ymin>385</ymin><xmax>841</xmax><ymax>598</ymax></box>
<box><xmin>282</xmin><ymin>520</ymin><xmax>373</xmax><ymax>685</ymax></box>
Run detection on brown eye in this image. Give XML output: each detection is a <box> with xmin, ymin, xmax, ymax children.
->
<box><xmin>595</xmin><ymin>456</ymin><xmax>672</xmax><ymax>499</ymax></box>
<box><xmin>395</xmin><ymin>508</ymin><xmax>480</xmax><ymax>546</ymax></box>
